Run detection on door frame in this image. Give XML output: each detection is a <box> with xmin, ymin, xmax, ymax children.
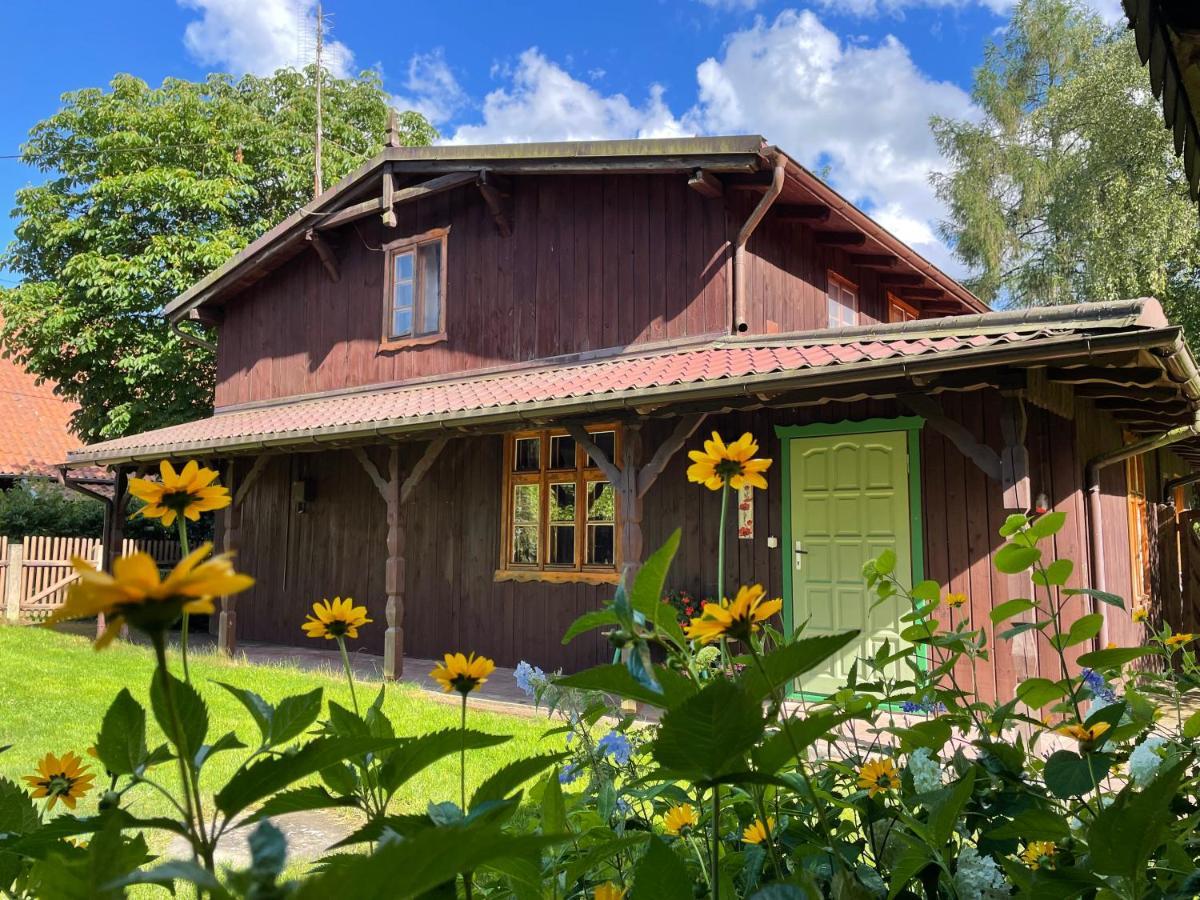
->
<box><xmin>774</xmin><ymin>416</ymin><xmax>927</xmax><ymax>694</ymax></box>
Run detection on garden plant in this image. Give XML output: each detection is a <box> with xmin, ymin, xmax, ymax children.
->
<box><xmin>0</xmin><ymin>431</ymin><xmax>1198</xmax><ymax>899</ymax></box>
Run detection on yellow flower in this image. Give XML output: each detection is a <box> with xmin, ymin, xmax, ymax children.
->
<box><xmin>46</xmin><ymin>543</ymin><xmax>254</xmax><ymax>648</ymax></box>
<box><xmin>128</xmin><ymin>460</ymin><xmax>231</xmax><ymax>527</ymax></box>
<box><xmin>1132</xmin><ymin>607</ymin><xmax>1149</xmax><ymax>624</ymax></box>
<box><xmin>301</xmin><ymin>597</ymin><xmax>372</xmax><ymax>641</ymax></box>
<box><xmin>1165</xmin><ymin>633</ymin><xmax>1194</xmax><ymax>649</ymax></box>
<box><xmin>1056</xmin><ymin>722</ymin><xmax>1111</xmax><ymax>745</ymax></box>
<box><xmin>664</xmin><ymin>803</ymin><xmax>698</xmax><ymax>835</ymax></box>
<box><xmin>742</xmin><ymin>817</ymin><xmax>774</xmax><ymax>844</ymax></box>
<box><xmin>684</xmin><ymin>584</ymin><xmax>783</xmax><ymax>645</ymax></box>
<box><xmin>944</xmin><ymin>592</ymin><xmax>968</xmax><ymax>609</ymax></box>
<box><xmin>593</xmin><ymin>884</ymin><xmax>627</xmax><ymax>900</ymax></box>
<box><xmin>23</xmin><ymin>752</ymin><xmax>95</xmax><ymax>811</ymax></box>
<box><xmin>857</xmin><ymin>757</ymin><xmax>899</xmax><ymax>797</ymax></box>
<box><xmin>431</xmin><ymin>652</ymin><xmax>496</xmax><ymax>696</ymax></box>
<box><xmin>687</xmin><ymin>432</ymin><xmax>772</xmax><ymax>492</ymax></box>
<box><xmin>1021</xmin><ymin>841</ymin><xmax>1056</xmax><ymax>869</ymax></box>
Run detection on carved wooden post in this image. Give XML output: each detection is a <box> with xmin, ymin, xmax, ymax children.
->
<box><xmin>217</xmin><ymin>459</ymin><xmax>239</xmax><ymax>655</ymax></box>
<box><xmin>384</xmin><ymin>446</ymin><xmax>405</xmax><ymax>679</ymax></box>
<box><xmin>98</xmin><ymin>467</ymin><xmax>128</xmax><ymax>640</ymax></box>
<box><xmin>617</xmin><ymin>425</ymin><xmax>644</xmax><ymax>590</ymax></box>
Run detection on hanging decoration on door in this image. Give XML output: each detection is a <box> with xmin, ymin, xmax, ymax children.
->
<box><xmin>737</xmin><ymin>484</ymin><xmax>754</xmax><ymax>540</ymax></box>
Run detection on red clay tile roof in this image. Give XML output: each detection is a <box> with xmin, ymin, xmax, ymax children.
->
<box><xmin>66</xmin><ymin>300</ymin><xmax>1192</xmax><ymax>466</ymax></box>
<box><xmin>0</xmin><ymin>332</ymin><xmax>88</xmax><ymax>478</ymax></box>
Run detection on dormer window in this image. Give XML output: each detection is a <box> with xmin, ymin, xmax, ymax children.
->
<box><xmin>383</xmin><ymin>227</ymin><xmax>448</xmax><ymax>346</ymax></box>
<box><xmin>827</xmin><ymin>271</ymin><xmax>858</xmax><ymax>328</ymax></box>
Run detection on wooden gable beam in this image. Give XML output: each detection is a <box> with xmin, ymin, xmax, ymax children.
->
<box><xmin>813</xmin><ymin>231</ymin><xmax>866</xmax><ymax>246</ymax></box>
<box><xmin>900</xmin><ymin>394</ymin><xmax>1002</xmax><ymax>481</ymax></box>
<box><xmin>477</xmin><ymin>170</ymin><xmax>513</xmax><ymax>237</ymax></box>
<box><xmin>381</xmin><ymin>165</ymin><xmax>397</xmax><ymax>228</ymax></box>
<box><xmin>688</xmin><ymin>169</ymin><xmax>724</xmax><ymax>198</ymax></box>
<box><xmin>305</xmin><ymin>229</ymin><xmax>340</xmax><ymax>282</ymax></box>
<box><xmin>877</xmin><ymin>273</ymin><xmax>926</xmax><ymax>287</ymax></box>
<box><xmin>774</xmin><ymin>203</ymin><xmax>830</xmax><ymax>224</ymax></box>
<box><xmin>896</xmin><ymin>287</ymin><xmax>945</xmax><ymax>301</ymax></box>
<box><xmin>849</xmin><ymin>252</ymin><xmax>898</xmax><ymax>268</ymax></box>
<box><xmin>316</xmin><ymin>170</ymin><xmax>477</xmax><ymax>233</ymax></box>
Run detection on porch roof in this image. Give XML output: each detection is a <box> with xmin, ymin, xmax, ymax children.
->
<box><xmin>66</xmin><ymin>299</ymin><xmax>1200</xmax><ymax>467</ymax></box>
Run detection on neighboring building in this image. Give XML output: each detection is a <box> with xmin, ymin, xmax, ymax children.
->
<box><xmin>66</xmin><ymin>137</ymin><xmax>1200</xmax><ymax>700</ymax></box>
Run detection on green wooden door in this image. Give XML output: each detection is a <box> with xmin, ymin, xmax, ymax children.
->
<box><xmin>787</xmin><ymin>429</ymin><xmax>914</xmax><ymax>695</ymax></box>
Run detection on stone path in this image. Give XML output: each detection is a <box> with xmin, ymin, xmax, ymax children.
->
<box><xmin>166</xmin><ymin>810</ymin><xmax>357</xmax><ymax>868</ymax></box>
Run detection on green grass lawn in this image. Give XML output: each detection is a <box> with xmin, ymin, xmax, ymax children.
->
<box><xmin>0</xmin><ymin>625</ymin><xmax>554</xmax><ymax>856</ymax></box>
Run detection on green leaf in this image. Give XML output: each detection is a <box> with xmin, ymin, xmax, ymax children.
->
<box><xmin>554</xmin><ymin>664</ymin><xmax>691</xmax><ymax>708</ymax></box>
<box><xmin>1063</xmin><ymin>587</ymin><xmax>1125</xmax><ymax>609</ymax></box>
<box><xmin>216</xmin><ymin>736</ymin><xmax>404</xmax><ymax>820</ymax></box>
<box><xmin>1062</xmin><ymin>613</ymin><xmax>1104</xmax><ymax>648</ymax></box>
<box><xmin>1028</xmin><ymin>511</ymin><xmax>1066</xmax><ymax>539</ymax></box>
<box><xmin>999</xmin><ymin>513</ymin><xmax>1029</xmax><ymax>537</ymax></box>
<box><xmin>562</xmin><ymin>609</ymin><xmax>620</xmax><ymax>645</ymax></box>
<box><xmin>195</xmin><ymin>731</ymin><xmax>247</xmax><ymax>769</ymax></box>
<box><xmin>150</xmin><ymin>668</ymin><xmax>208</xmax><ymax>761</ymax></box>
<box><xmin>737</xmin><ymin>630</ymin><xmax>860</xmax><ymax>701</ymax></box>
<box><xmin>1015</xmin><ymin>678</ymin><xmax>1069</xmax><ymax>709</ymax></box>
<box><xmin>241</xmin><ymin>786</ymin><xmax>358</xmax><ymax>825</ymax></box>
<box><xmin>928</xmin><ymin>769</ymin><xmax>976</xmax><ymax>847</ymax></box>
<box><xmin>1043</xmin><ymin>750</ymin><xmax>1112</xmax><ymax>799</ymax></box>
<box><xmin>215</xmin><ymin>681</ymin><xmax>273</xmax><ymax>744</ymax></box>
<box><xmin>541</xmin><ymin>769</ymin><xmax>568</xmax><ymax>836</ymax></box>
<box><xmin>0</xmin><ymin>778</ymin><xmax>39</xmax><ymax>837</ymax></box>
<box><xmin>1076</xmin><ymin>646</ymin><xmax>1157</xmax><ymax>669</ymax></box>
<box><xmin>269</xmin><ymin>688</ymin><xmax>323</xmax><ymax>746</ymax></box>
<box><xmin>910</xmin><ymin>580</ymin><xmax>941</xmax><ymax>602</ymax></box>
<box><xmin>630</xmin><ymin>836</ymin><xmax>692</xmax><ymax>900</ymax></box>
<box><xmin>755</xmin><ymin>712</ymin><xmax>854</xmax><ymax>773</ymax></box>
<box><xmin>1088</xmin><ymin>761</ymin><xmax>1185</xmax><ymax>879</ymax></box>
<box><xmin>994</xmin><ymin>543</ymin><xmax>1041</xmax><ymax>574</ymax></box>
<box><xmin>986</xmin><ymin>808</ymin><xmax>1072</xmax><ymax>842</ymax></box>
<box><xmin>629</xmin><ymin>529</ymin><xmax>687</xmax><ymax>646</ymax></box>
<box><xmin>875</xmin><ymin>549</ymin><xmax>897</xmax><ymax>575</ymax></box>
<box><xmin>1032</xmin><ymin>558</ymin><xmax>1073</xmax><ymax>587</ymax></box>
<box><xmin>379</xmin><ymin>729</ymin><xmax>510</xmax><ymax>798</ymax></box>
<box><xmin>884</xmin><ymin>719</ymin><xmax>954</xmax><ymax>753</ymax></box>
<box><xmin>96</xmin><ymin>689</ymin><xmax>147</xmax><ymax>776</ymax></box>
<box><xmin>1184</xmin><ymin>710</ymin><xmax>1200</xmax><ymax>739</ymax></box>
<box><xmin>652</xmin><ymin>679</ymin><xmax>764</xmax><ymax>782</ymax></box>
<box><xmin>989</xmin><ymin>598</ymin><xmax>1037</xmax><ymax>624</ymax></box>
<box><xmin>471</xmin><ymin>752</ymin><xmax>569</xmax><ymax>810</ymax></box>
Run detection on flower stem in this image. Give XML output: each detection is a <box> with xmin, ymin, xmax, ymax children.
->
<box><xmin>337</xmin><ymin>636</ymin><xmax>360</xmax><ymax>716</ymax></box>
<box><xmin>710</xmin><ymin>784</ymin><xmax>721</xmax><ymax>900</ymax></box>
<box><xmin>460</xmin><ymin>693</ymin><xmax>468</xmax><ymax>813</ymax></box>
<box><xmin>716</xmin><ymin>484</ymin><xmax>729</xmax><ymax>603</ymax></box>
<box><xmin>175</xmin><ymin>518</ymin><xmax>192</xmax><ymax>684</ymax></box>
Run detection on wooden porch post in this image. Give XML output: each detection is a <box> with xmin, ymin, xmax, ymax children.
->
<box><xmin>218</xmin><ymin>455</ymin><xmax>269</xmax><ymax>656</ymax></box>
<box><xmin>98</xmin><ymin>467</ymin><xmax>128</xmax><ymax>640</ymax></box>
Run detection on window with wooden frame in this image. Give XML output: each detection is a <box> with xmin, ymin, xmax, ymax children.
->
<box><xmin>383</xmin><ymin>227</ymin><xmax>448</xmax><ymax>347</ymax></box>
<box><xmin>499</xmin><ymin>426</ymin><xmax>621</xmax><ymax>582</ymax></box>
<box><xmin>888</xmin><ymin>293</ymin><xmax>919</xmax><ymax>324</ymax></box>
<box><xmin>1126</xmin><ymin>453</ymin><xmax>1152</xmax><ymax>603</ymax></box>
<box><xmin>827</xmin><ymin>271</ymin><xmax>858</xmax><ymax>328</ymax></box>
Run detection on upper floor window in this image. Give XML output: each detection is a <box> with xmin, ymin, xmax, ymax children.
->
<box><xmin>383</xmin><ymin>228</ymin><xmax>447</xmax><ymax>346</ymax></box>
<box><xmin>500</xmin><ymin>425</ymin><xmax>621</xmax><ymax>583</ymax></box>
<box><xmin>827</xmin><ymin>272</ymin><xmax>858</xmax><ymax>328</ymax></box>
<box><xmin>888</xmin><ymin>293</ymin><xmax>919</xmax><ymax>324</ymax></box>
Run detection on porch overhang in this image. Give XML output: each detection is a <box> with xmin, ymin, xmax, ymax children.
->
<box><xmin>65</xmin><ymin>299</ymin><xmax>1200</xmax><ymax>469</ymax></box>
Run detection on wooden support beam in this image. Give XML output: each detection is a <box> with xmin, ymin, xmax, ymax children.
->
<box><xmin>688</xmin><ymin>169</ymin><xmax>724</xmax><ymax>198</ymax></box>
<box><xmin>999</xmin><ymin>393</ymin><xmax>1030</xmax><ymax>510</ymax></box>
<box><xmin>399</xmin><ymin>437</ymin><xmax>448</xmax><ymax>504</ymax></box>
<box><xmin>899</xmin><ymin>394</ymin><xmax>1002</xmax><ymax>480</ymax></box>
<box><xmin>305</xmin><ymin>229</ymin><xmax>340</xmax><ymax>282</ymax></box>
<box><xmin>1073</xmin><ymin>384</ymin><xmax>1182</xmax><ymax>403</ymax></box>
<box><xmin>877</xmin><ymin>273</ymin><xmax>926</xmax><ymax>287</ymax></box>
<box><xmin>353</xmin><ymin>447</ymin><xmax>391</xmax><ymax>501</ymax></box>
<box><xmin>1047</xmin><ymin>366</ymin><xmax>1164</xmax><ymax>388</ymax></box>
<box><xmin>849</xmin><ymin>252</ymin><xmax>898</xmax><ymax>268</ymax></box>
<box><xmin>813</xmin><ymin>230</ymin><xmax>866</xmax><ymax>246</ymax></box>
<box><xmin>98</xmin><ymin>468</ymin><xmax>129</xmax><ymax>642</ymax></box>
<box><xmin>381</xmin><ymin>167</ymin><xmax>397</xmax><ymax>228</ymax></box>
<box><xmin>477</xmin><ymin>170</ymin><xmax>512</xmax><ymax>237</ymax></box>
<box><xmin>895</xmin><ymin>287</ymin><xmax>945</xmax><ymax>301</ymax></box>
<box><xmin>316</xmin><ymin>171</ymin><xmax>477</xmax><ymax>232</ymax></box>
<box><xmin>774</xmin><ymin>203</ymin><xmax>830</xmax><ymax>223</ymax></box>
<box><xmin>233</xmin><ymin>454</ymin><xmax>270</xmax><ymax>507</ymax></box>
<box><xmin>637</xmin><ymin>413</ymin><xmax>708</xmax><ymax>498</ymax></box>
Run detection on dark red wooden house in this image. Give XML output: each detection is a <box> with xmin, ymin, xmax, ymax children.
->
<box><xmin>66</xmin><ymin>137</ymin><xmax>1200</xmax><ymax>701</ymax></box>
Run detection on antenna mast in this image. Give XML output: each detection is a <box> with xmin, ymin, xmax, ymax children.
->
<box><xmin>313</xmin><ymin>0</ymin><xmax>324</xmax><ymax>198</ymax></box>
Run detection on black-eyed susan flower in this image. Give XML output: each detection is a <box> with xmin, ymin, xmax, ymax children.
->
<box><xmin>431</xmin><ymin>652</ymin><xmax>496</xmax><ymax>696</ymax></box>
<box><xmin>857</xmin><ymin>757</ymin><xmax>899</xmax><ymax>797</ymax></box>
<box><xmin>663</xmin><ymin>803</ymin><xmax>698</xmax><ymax>835</ymax></box>
<box><xmin>46</xmin><ymin>544</ymin><xmax>253</xmax><ymax>648</ymax></box>
<box><xmin>128</xmin><ymin>460</ymin><xmax>231</xmax><ymax>527</ymax></box>
<box><xmin>742</xmin><ymin>817</ymin><xmax>774</xmax><ymax>844</ymax></box>
<box><xmin>1166</xmin><ymin>633</ymin><xmax>1194</xmax><ymax>649</ymax></box>
<box><xmin>301</xmin><ymin>597</ymin><xmax>372</xmax><ymax>641</ymax></box>
<box><xmin>23</xmin><ymin>752</ymin><xmax>95</xmax><ymax>811</ymax></box>
<box><xmin>945</xmin><ymin>592</ymin><xmax>968</xmax><ymax>609</ymax></box>
<box><xmin>1132</xmin><ymin>607</ymin><xmax>1148</xmax><ymax>624</ymax></box>
<box><xmin>684</xmin><ymin>584</ymin><xmax>782</xmax><ymax>645</ymax></box>
<box><xmin>1056</xmin><ymin>722</ymin><xmax>1110</xmax><ymax>746</ymax></box>
<box><xmin>593</xmin><ymin>884</ymin><xmax>627</xmax><ymax>900</ymax></box>
<box><xmin>687</xmin><ymin>432</ymin><xmax>772</xmax><ymax>492</ymax></box>
<box><xmin>1021</xmin><ymin>841</ymin><xmax>1056</xmax><ymax>869</ymax></box>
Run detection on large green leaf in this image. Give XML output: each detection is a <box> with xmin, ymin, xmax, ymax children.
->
<box><xmin>1015</xmin><ymin>678</ymin><xmax>1069</xmax><ymax>710</ymax></box>
<box><xmin>241</xmin><ymin>786</ymin><xmax>359</xmax><ymax>825</ymax></box>
<box><xmin>1028</xmin><ymin>511</ymin><xmax>1067</xmax><ymax>539</ymax></box>
<box><xmin>1088</xmin><ymin>760</ymin><xmax>1185</xmax><ymax>879</ymax></box>
<box><xmin>994</xmin><ymin>543</ymin><xmax>1041</xmax><ymax>574</ymax></box>
<box><xmin>630</xmin><ymin>836</ymin><xmax>692</xmax><ymax>900</ymax></box>
<box><xmin>652</xmin><ymin>679</ymin><xmax>764</xmax><ymax>782</ymax></box>
<box><xmin>1077</xmin><ymin>646</ymin><xmax>1157</xmax><ymax>669</ymax></box>
<box><xmin>562</xmin><ymin>609</ymin><xmax>621</xmax><ymax>645</ymax></box>
<box><xmin>927</xmin><ymin>769</ymin><xmax>976</xmax><ymax>847</ymax></box>
<box><xmin>554</xmin><ymin>664</ymin><xmax>689</xmax><ymax>708</ymax></box>
<box><xmin>378</xmin><ymin>729</ymin><xmax>510</xmax><ymax>798</ymax></box>
<box><xmin>96</xmin><ymin>689</ymin><xmax>147</xmax><ymax>776</ymax></box>
<box><xmin>1059</xmin><ymin>613</ymin><xmax>1104</xmax><ymax>649</ymax></box>
<box><xmin>987</xmin><ymin>808</ymin><xmax>1072</xmax><ymax>842</ymax></box>
<box><xmin>149</xmin><ymin>668</ymin><xmax>208</xmax><ymax>761</ymax></box>
<box><xmin>269</xmin><ymin>688</ymin><xmax>324</xmax><ymax>746</ymax></box>
<box><xmin>1043</xmin><ymin>750</ymin><xmax>1112</xmax><ymax>799</ymax></box>
<box><xmin>541</xmin><ymin>769</ymin><xmax>568</xmax><ymax>836</ymax></box>
<box><xmin>1063</xmin><ymin>587</ymin><xmax>1125</xmax><ymax>609</ymax></box>
<box><xmin>214</xmin><ymin>682</ymin><xmax>273</xmax><ymax>745</ymax></box>
<box><xmin>989</xmin><ymin>598</ymin><xmax>1037</xmax><ymax>625</ymax></box>
<box><xmin>216</xmin><ymin>737</ymin><xmax>404</xmax><ymax>820</ymax></box>
<box><xmin>755</xmin><ymin>712</ymin><xmax>854</xmax><ymax>773</ymax></box>
<box><xmin>629</xmin><ymin>529</ymin><xmax>687</xmax><ymax>647</ymax></box>
<box><xmin>0</xmin><ymin>777</ymin><xmax>39</xmax><ymax>837</ymax></box>
<box><xmin>738</xmin><ymin>631</ymin><xmax>860</xmax><ymax>701</ymax></box>
<box><xmin>470</xmin><ymin>752</ymin><xmax>569</xmax><ymax>810</ymax></box>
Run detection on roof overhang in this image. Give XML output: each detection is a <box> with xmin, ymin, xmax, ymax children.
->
<box><xmin>67</xmin><ymin>299</ymin><xmax>1200</xmax><ymax>468</ymax></box>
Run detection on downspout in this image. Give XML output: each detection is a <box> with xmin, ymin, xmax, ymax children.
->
<box><xmin>732</xmin><ymin>152</ymin><xmax>786</xmax><ymax>334</ymax></box>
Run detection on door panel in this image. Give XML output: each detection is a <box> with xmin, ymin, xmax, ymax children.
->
<box><xmin>788</xmin><ymin>430</ymin><xmax>913</xmax><ymax>694</ymax></box>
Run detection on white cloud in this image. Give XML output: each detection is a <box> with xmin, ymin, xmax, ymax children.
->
<box><xmin>695</xmin><ymin>0</ymin><xmax>765</xmax><ymax>9</ymax></box>
<box><xmin>178</xmin><ymin>0</ymin><xmax>354</xmax><ymax>77</ymax></box>
<box><xmin>448</xmin><ymin>49</ymin><xmax>688</xmax><ymax>144</ymax></box>
<box><xmin>390</xmin><ymin>50</ymin><xmax>468</xmax><ymax>125</ymax></box>
<box><xmin>687</xmin><ymin>9</ymin><xmax>974</xmax><ymax>270</ymax></box>
<box><xmin>812</xmin><ymin>0</ymin><xmax>1125</xmax><ymax>24</ymax></box>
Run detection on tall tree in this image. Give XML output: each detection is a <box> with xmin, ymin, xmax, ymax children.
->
<box><xmin>932</xmin><ymin>0</ymin><xmax>1200</xmax><ymax>338</ymax></box>
<box><xmin>0</xmin><ymin>69</ymin><xmax>435</xmax><ymax>441</ymax></box>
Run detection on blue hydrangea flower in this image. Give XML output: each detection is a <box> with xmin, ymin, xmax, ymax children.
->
<box><xmin>558</xmin><ymin>764</ymin><xmax>582</xmax><ymax>785</ymax></box>
<box><xmin>598</xmin><ymin>731</ymin><xmax>633</xmax><ymax>766</ymax></box>
<box><xmin>513</xmin><ymin>661</ymin><xmax>546</xmax><ymax>699</ymax></box>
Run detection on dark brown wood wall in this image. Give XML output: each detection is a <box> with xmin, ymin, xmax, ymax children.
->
<box><xmin>226</xmin><ymin>392</ymin><xmax>1145</xmax><ymax>690</ymax></box>
<box><xmin>214</xmin><ymin>174</ymin><xmax>732</xmax><ymax>409</ymax></box>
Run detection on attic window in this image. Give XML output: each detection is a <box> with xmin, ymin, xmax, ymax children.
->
<box><xmin>827</xmin><ymin>271</ymin><xmax>858</xmax><ymax>328</ymax></box>
<box><xmin>383</xmin><ymin>228</ymin><xmax>447</xmax><ymax>345</ymax></box>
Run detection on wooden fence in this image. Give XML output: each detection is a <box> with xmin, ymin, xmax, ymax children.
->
<box><xmin>1</xmin><ymin>535</ymin><xmax>182</xmax><ymax>623</ymax></box>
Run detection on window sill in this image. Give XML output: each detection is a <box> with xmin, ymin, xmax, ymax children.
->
<box><xmin>494</xmin><ymin>568</ymin><xmax>620</xmax><ymax>586</ymax></box>
<box><xmin>379</xmin><ymin>332</ymin><xmax>447</xmax><ymax>352</ymax></box>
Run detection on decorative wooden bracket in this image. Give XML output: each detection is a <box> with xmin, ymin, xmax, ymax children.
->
<box><xmin>688</xmin><ymin>169</ymin><xmax>723</xmax><ymax>198</ymax></box>
<box><xmin>305</xmin><ymin>229</ymin><xmax>340</xmax><ymax>282</ymax></box>
<box><xmin>477</xmin><ymin>170</ymin><xmax>512</xmax><ymax>237</ymax></box>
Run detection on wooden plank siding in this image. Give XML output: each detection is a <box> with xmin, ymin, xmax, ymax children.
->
<box><xmin>225</xmin><ymin>391</ymin><xmax>1146</xmax><ymax>692</ymax></box>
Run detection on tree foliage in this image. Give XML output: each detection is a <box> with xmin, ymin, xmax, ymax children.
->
<box><xmin>932</xmin><ymin>0</ymin><xmax>1200</xmax><ymax>339</ymax></box>
<box><xmin>0</xmin><ymin>69</ymin><xmax>435</xmax><ymax>442</ymax></box>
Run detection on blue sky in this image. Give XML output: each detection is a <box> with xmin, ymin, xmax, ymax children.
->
<box><xmin>0</xmin><ymin>0</ymin><xmax>1123</xmax><ymax>282</ymax></box>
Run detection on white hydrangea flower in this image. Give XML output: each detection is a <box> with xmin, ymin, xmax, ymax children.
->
<box><xmin>1129</xmin><ymin>734</ymin><xmax>1167</xmax><ymax>788</ymax></box>
<box><xmin>954</xmin><ymin>846</ymin><xmax>1010</xmax><ymax>900</ymax></box>
<box><xmin>907</xmin><ymin>746</ymin><xmax>943</xmax><ymax>794</ymax></box>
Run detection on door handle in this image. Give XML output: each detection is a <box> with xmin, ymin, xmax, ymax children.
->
<box><xmin>794</xmin><ymin>541</ymin><xmax>809</xmax><ymax>571</ymax></box>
